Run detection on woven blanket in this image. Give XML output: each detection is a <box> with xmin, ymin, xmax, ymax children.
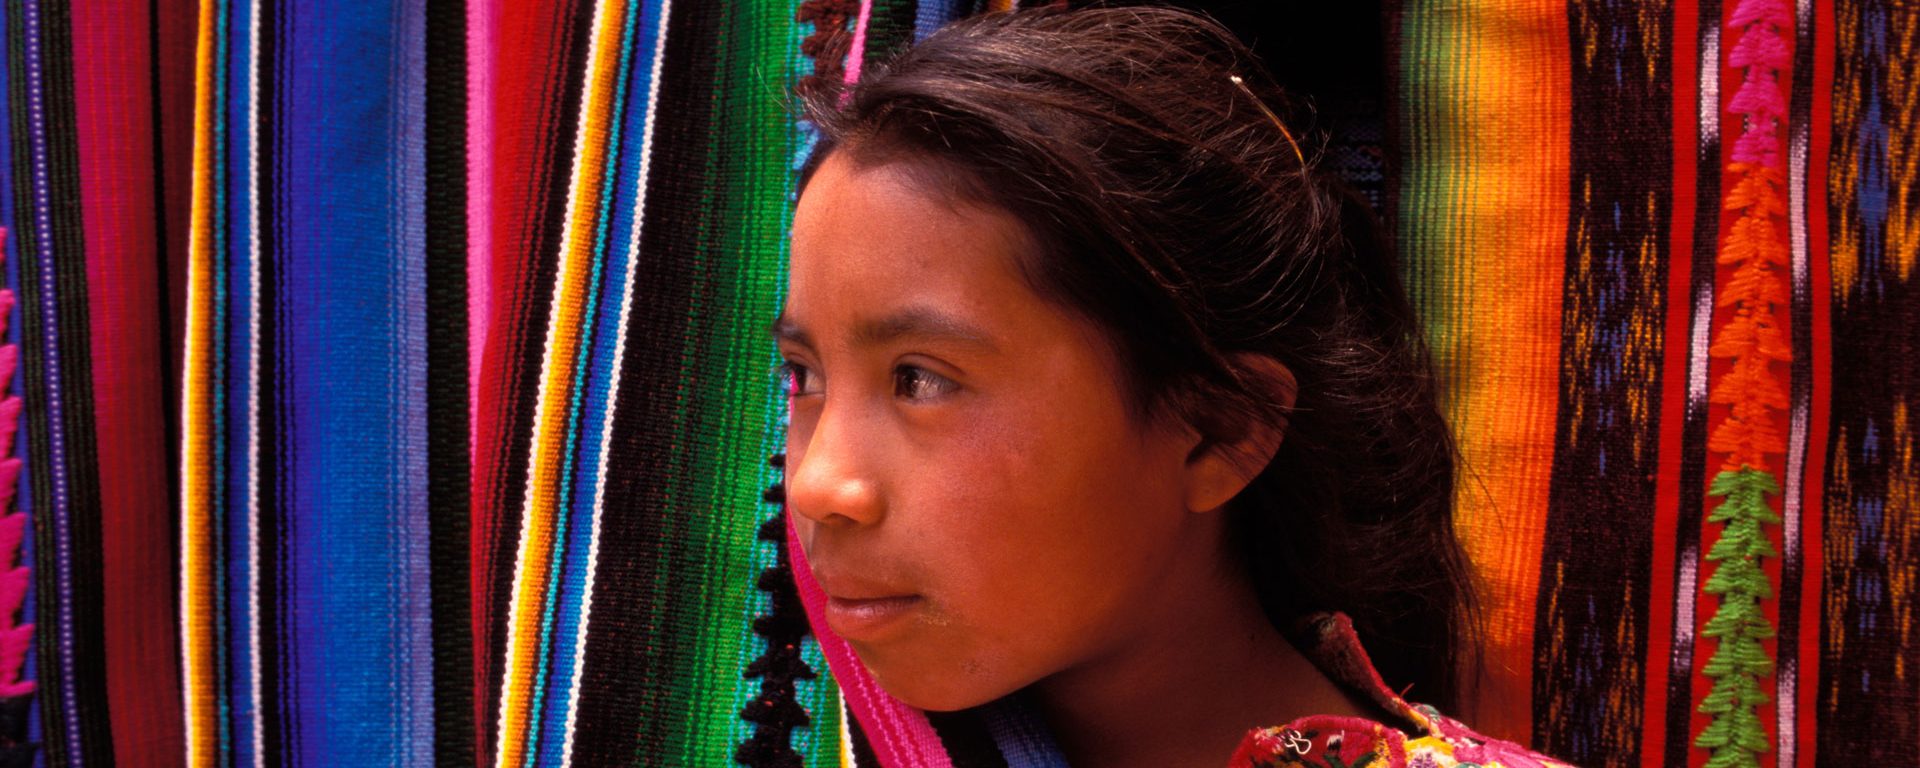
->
<box><xmin>0</xmin><ymin>1</ymin><xmax>1909</xmax><ymax>767</ymax></box>
<box><xmin>1396</xmin><ymin>1</ymin><xmax>1917</xmax><ymax>766</ymax></box>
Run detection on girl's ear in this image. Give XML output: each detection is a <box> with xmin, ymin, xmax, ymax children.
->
<box><xmin>1182</xmin><ymin>353</ymin><xmax>1296</xmax><ymax>514</ymax></box>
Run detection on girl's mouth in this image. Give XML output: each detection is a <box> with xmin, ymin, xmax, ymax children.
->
<box><xmin>824</xmin><ymin>594</ymin><xmax>923</xmax><ymax>641</ymax></box>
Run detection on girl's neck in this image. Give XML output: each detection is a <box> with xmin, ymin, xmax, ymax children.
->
<box><xmin>1028</xmin><ymin>555</ymin><xmax>1370</xmax><ymax>768</ymax></box>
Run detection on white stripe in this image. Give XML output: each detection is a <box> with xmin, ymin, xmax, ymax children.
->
<box><xmin>1688</xmin><ymin>287</ymin><xmax>1713</xmax><ymax>409</ymax></box>
<box><xmin>1784</xmin><ymin>120</ymin><xmax>1811</xmax><ymax>567</ymax></box>
<box><xmin>557</xmin><ymin>2</ymin><xmax>671</xmax><ymax>764</ymax></box>
<box><xmin>245</xmin><ymin>0</ymin><xmax>266</xmax><ymax>764</ymax></box>
<box><xmin>1687</xmin><ymin>19</ymin><xmax>1720</xmax><ymax>412</ymax></box>
<box><xmin>1699</xmin><ymin>25</ymin><xmax>1720</xmax><ymax>148</ymax></box>
<box><xmin>1780</xmin><ymin>390</ymin><xmax>1808</xmax><ymax>768</ymax></box>
<box><xmin>496</xmin><ymin>0</ymin><xmax>619</xmax><ymax>763</ymax></box>
<box><xmin>389</xmin><ymin>0</ymin><xmax>433</xmax><ymax>760</ymax></box>
<box><xmin>1779</xmin><ymin>32</ymin><xmax>1814</xmax><ymax>763</ymax></box>
<box><xmin>840</xmin><ymin>693</ymin><xmax>857</xmax><ymax>767</ymax></box>
<box><xmin>1777</xmin><ymin>656</ymin><xmax>1798</xmax><ymax>767</ymax></box>
<box><xmin>1673</xmin><ymin>549</ymin><xmax>1698</xmax><ymax>666</ymax></box>
<box><xmin>1790</xmin><ymin>127</ymin><xmax>1810</xmax><ymax>311</ymax></box>
<box><xmin>1673</xmin><ymin>13</ymin><xmax>1722</xmax><ymax>686</ymax></box>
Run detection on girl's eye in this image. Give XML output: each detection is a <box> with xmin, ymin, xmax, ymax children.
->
<box><xmin>894</xmin><ymin>365</ymin><xmax>958</xmax><ymax>401</ymax></box>
<box><xmin>778</xmin><ymin>361</ymin><xmax>820</xmax><ymax>397</ymax></box>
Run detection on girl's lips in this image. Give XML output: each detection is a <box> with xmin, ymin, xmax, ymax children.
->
<box><xmin>824</xmin><ymin>594</ymin><xmax>922</xmax><ymax>641</ymax></box>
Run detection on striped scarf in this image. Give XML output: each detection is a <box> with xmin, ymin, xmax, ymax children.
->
<box><xmin>0</xmin><ymin>1</ymin><xmax>1911</xmax><ymax>766</ymax></box>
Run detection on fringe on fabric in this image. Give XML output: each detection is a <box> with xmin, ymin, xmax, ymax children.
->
<box><xmin>0</xmin><ymin>229</ymin><xmax>32</xmax><ymax>766</ymax></box>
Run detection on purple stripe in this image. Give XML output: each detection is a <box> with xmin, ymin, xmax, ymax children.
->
<box><xmin>19</xmin><ymin>0</ymin><xmax>82</xmax><ymax>759</ymax></box>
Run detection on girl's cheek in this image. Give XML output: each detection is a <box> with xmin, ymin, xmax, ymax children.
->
<box><xmin>785</xmin><ymin>400</ymin><xmax>820</xmax><ymax>459</ymax></box>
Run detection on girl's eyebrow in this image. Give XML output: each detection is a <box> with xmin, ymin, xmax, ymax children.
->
<box><xmin>771</xmin><ymin>313</ymin><xmax>812</xmax><ymax>347</ymax></box>
<box><xmin>772</xmin><ymin>307</ymin><xmax>998</xmax><ymax>352</ymax></box>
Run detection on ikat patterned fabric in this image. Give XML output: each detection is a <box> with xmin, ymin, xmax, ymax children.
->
<box><xmin>0</xmin><ymin>0</ymin><xmax>1908</xmax><ymax>767</ymax></box>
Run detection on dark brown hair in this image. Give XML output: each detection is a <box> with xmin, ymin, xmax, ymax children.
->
<box><xmin>801</xmin><ymin>6</ymin><xmax>1477</xmax><ymax>710</ymax></box>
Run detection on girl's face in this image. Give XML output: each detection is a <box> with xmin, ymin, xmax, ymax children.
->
<box><xmin>778</xmin><ymin>151</ymin><xmax>1221</xmax><ymax>711</ymax></box>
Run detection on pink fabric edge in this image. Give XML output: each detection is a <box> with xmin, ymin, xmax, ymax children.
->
<box><xmin>787</xmin><ymin>514</ymin><xmax>954</xmax><ymax>768</ymax></box>
<box><xmin>467</xmin><ymin>0</ymin><xmax>498</xmax><ymax>454</ymax></box>
<box><xmin>844</xmin><ymin>0</ymin><xmax>875</xmax><ymax>88</ymax></box>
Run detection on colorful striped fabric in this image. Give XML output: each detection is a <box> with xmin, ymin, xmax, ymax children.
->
<box><xmin>0</xmin><ymin>1</ymin><xmax>1910</xmax><ymax>767</ymax></box>
<box><xmin>178</xmin><ymin>0</ymin><xmax>460</xmax><ymax>766</ymax></box>
<box><xmin>3</xmin><ymin>0</ymin><xmax>193</xmax><ymax>764</ymax></box>
<box><xmin>1397</xmin><ymin>0</ymin><xmax>1918</xmax><ymax>766</ymax></box>
<box><xmin>472</xmin><ymin>2</ymin><xmax>821</xmax><ymax>766</ymax></box>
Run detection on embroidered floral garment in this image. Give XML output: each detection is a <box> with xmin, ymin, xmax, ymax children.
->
<box><xmin>1229</xmin><ymin>614</ymin><xmax>1574</xmax><ymax>768</ymax></box>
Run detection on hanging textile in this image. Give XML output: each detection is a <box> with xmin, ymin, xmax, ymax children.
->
<box><xmin>0</xmin><ymin>1</ymin><xmax>1908</xmax><ymax>767</ymax></box>
<box><xmin>1396</xmin><ymin>0</ymin><xmax>1919</xmax><ymax>766</ymax></box>
<box><xmin>472</xmin><ymin>2</ymin><xmax>817</xmax><ymax>766</ymax></box>
<box><xmin>176</xmin><ymin>0</ymin><xmax>465</xmax><ymax>764</ymax></box>
<box><xmin>4</xmin><ymin>0</ymin><xmax>194</xmax><ymax>764</ymax></box>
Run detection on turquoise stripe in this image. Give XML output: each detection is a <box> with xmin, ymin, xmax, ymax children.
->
<box><xmin>210</xmin><ymin>0</ymin><xmax>233</xmax><ymax>758</ymax></box>
<box><xmin>526</xmin><ymin>1</ymin><xmax>652</xmax><ymax>763</ymax></box>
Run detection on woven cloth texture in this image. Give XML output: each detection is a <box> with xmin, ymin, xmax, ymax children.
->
<box><xmin>0</xmin><ymin>1</ymin><xmax>1907</xmax><ymax>767</ymax></box>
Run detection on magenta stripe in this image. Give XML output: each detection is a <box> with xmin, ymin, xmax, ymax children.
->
<box><xmin>467</xmin><ymin>0</ymin><xmax>498</xmax><ymax>448</ymax></box>
<box><xmin>843</xmin><ymin>0</ymin><xmax>874</xmax><ymax>88</ymax></box>
<box><xmin>787</xmin><ymin>516</ymin><xmax>954</xmax><ymax>768</ymax></box>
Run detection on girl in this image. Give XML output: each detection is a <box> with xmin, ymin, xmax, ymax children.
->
<box><xmin>773</xmin><ymin>7</ymin><xmax>1569</xmax><ymax>767</ymax></box>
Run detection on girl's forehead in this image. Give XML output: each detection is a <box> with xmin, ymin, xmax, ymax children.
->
<box><xmin>784</xmin><ymin>154</ymin><xmax>1043</xmax><ymax>336</ymax></box>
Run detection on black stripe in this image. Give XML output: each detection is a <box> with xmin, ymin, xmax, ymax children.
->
<box><xmin>1531</xmin><ymin>1</ymin><xmax>1673</xmax><ymax>764</ymax></box>
<box><xmin>847</xmin><ymin>712</ymin><xmax>880</xmax><ymax>768</ymax></box>
<box><xmin>423</xmin><ymin>0</ymin><xmax>473</xmax><ymax>762</ymax></box>
<box><xmin>4</xmin><ymin>2</ymin><xmax>52</xmax><ymax>763</ymax></box>
<box><xmin>1770</xmin><ymin>6</ymin><xmax>1819</xmax><ymax>768</ymax></box>
<box><xmin>0</xmin><ymin>694</ymin><xmax>32</xmax><ymax>765</ymax></box>
<box><xmin>864</xmin><ymin>0</ymin><xmax>918</xmax><ymax>63</ymax></box>
<box><xmin>155</xmin><ymin>5</ymin><xmax>192</xmax><ymax>680</ymax></box>
<box><xmin>256</xmin><ymin>0</ymin><xmax>294</xmax><ymax>761</ymax></box>
<box><xmin>19</xmin><ymin>0</ymin><xmax>112</xmax><ymax>761</ymax></box>
<box><xmin>147</xmin><ymin>0</ymin><xmax>182</xmax><ymax>518</ymax></box>
<box><xmin>926</xmin><ymin>709</ymin><xmax>1012</xmax><ymax>768</ymax></box>
<box><xmin>48</xmin><ymin>1</ymin><xmax>114</xmax><ymax>755</ymax></box>
<box><xmin>1380</xmin><ymin>0</ymin><xmax>1407</xmax><ymax>297</ymax></box>
<box><xmin>1659</xmin><ymin>2</ymin><xmax>1722</xmax><ymax>765</ymax></box>
<box><xmin>569</xmin><ymin>2</ymin><xmax>720</xmax><ymax>761</ymax></box>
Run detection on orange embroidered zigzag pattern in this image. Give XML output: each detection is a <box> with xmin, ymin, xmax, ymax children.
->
<box><xmin>1694</xmin><ymin>0</ymin><xmax>1794</xmax><ymax>766</ymax></box>
<box><xmin>1707</xmin><ymin>161</ymin><xmax>1791</xmax><ymax>473</ymax></box>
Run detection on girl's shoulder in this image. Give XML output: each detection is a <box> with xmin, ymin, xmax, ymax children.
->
<box><xmin>1227</xmin><ymin>613</ymin><xmax>1576</xmax><ymax>768</ymax></box>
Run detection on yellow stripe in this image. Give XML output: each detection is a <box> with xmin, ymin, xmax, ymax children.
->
<box><xmin>493</xmin><ymin>0</ymin><xmax>628</xmax><ymax>764</ymax></box>
<box><xmin>839</xmin><ymin>693</ymin><xmax>856</xmax><ymax>767</ymax></box>
<box><xmin>179</xmin><ymin>0</ymin><xmax>219</xmax><ymax>764</ymax></box>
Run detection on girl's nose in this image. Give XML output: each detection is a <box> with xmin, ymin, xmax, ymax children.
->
<box><xmin>786</xmin><ymin>407</ymin><xmax>886</xmax><ymax>528</ymax></box>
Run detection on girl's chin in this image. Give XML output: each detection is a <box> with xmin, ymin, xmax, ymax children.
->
<box><xmin>855</xmin><ymin>650</ymin><xmax>1033</xmax><ymax>713</ymax></box>
<box><xmin>875</xmin><ymin>685</ymin><xmax>996</xmax><ymax>713</ymax></box>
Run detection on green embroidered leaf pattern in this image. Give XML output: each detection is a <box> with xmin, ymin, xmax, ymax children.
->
<box><xmin>1694</xmin><ymin>466</ymin><xmax>1780</xmax><ymax>768</ymax></box>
